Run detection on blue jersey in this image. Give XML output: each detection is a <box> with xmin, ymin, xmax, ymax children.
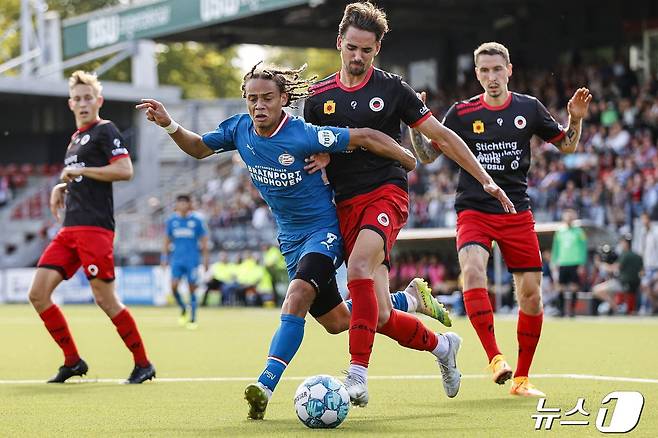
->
<box><xmin>202</xmin><ymin>113</ymin><xmax>350</xmax><ymax>241</ymax></box>
<box><xmin>165</xmin><ymin>212</ymin><xmax>207</xmax><ymax>266</ymax></box>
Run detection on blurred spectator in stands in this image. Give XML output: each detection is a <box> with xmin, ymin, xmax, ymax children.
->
<box><xmin>593</xmin><ymin>235</ymin><xmax>643</xmax><ymax>314</ymax></box>
<box><xmin>556</xmin><ymin>180</ymin><xmax>583</xmax><ymax>218</ymax></box>
<box><xmin>540</xmin><ymin>249</ymin><xmax>559</xmax><ymax>316</ymax></box>
<box><xmin>236</xmin><ymin>251</ymin><xmax>264</xmax><ymax>307</ymax></box>
<box><xmin>0</xmin><ymin>175</ymin><xmax>11</xmax><ymax>207</ymax></box>
<box><xmin>632</xmin><ymin>212</ymin><xmax>658</xmax><ymax>315</ymax></box>
<box><xmin>426</xmin><ymin>255</ymin><xmax>447</xmax><ymax>294</ymax></box>
<box><xmin>252</xmin><ymin>199</ymin><xmax>273</xmax><ymax>230</ymax></box>
<box><xmin>263</xmin><ymin>244</ymin><xmax>287</xmax><ymax>305</ymax></box>
<box><xmin>202</xmin><ymin>251</ymin><xmax>239</xmax><ymax>306</ymax></box>
<box><xmin>552</xmin><ymin>209</ymin><xmax>588</xmax><ymax>316</ymax></box>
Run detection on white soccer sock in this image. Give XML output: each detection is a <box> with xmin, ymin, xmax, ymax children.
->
<box><xmin>403</xmin><ymin>290</ymin><xmax>418</xmax><ymax>313</ymax></box>
<box><xmin>348</xmin><ymin>364</ymin><xmax>368</xmax><ymax>382</ymax></box>
<box><xmin>431</xmin><ymin>333</ymin><xmax>449</xmax><ymax>360</ymax></box>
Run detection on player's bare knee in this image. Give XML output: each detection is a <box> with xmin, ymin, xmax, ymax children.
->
<box><xmin>28</xmin><ymin>287</ymin><xmax>48</xmax><ymax>308</ymax></box>
<box><xmin>520</xmin><ymin>291</ymin><xmax>542</xmax><ymax>312</ymax></box>
<box><xmin>347</xmin><ymin>260</ymin><xmax>372</xmax><ymax>281</ymax></box>
<box><xmin>283</xmin><ymin>283</ymin><xmax>314</xmax><ymax>314</ymax></box>
<box><xmin>462</xmin><ymin>263</ymin><xmax>486</xmax><ymax>287</ymax></box>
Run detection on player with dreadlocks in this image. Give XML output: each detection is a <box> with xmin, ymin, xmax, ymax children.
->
<box><xmin>138</xmin><ymin>63</ymin><xmax>432</xmax><ymax>419</ymax></box>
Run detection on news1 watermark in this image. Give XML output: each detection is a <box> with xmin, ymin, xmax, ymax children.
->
<box><xmin>532</xmin><ymin>391</ymin><xmax>644</xmax><ymax>433</ymax></box>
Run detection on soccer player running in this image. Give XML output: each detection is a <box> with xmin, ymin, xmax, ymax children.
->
<box><xmin>303</xmin><ymin>2</ymin><xmax>514</xmax><ymax>406</ymax></box>
<box><xmin>411</xmin><ymin>42</ymin><xmax>592</xmax><ymax>396</ymax></box>
<box><xmin>162</xmin><ymin>194</ymin><xmax>209</xmax><ymax>329</ymax></box>
<box><xmin>138</xmin><ymin>63</ymin><xmax>435</xmax><ymax>420</ymax></box>
<box><xmin>28</xmin><ymin>71</ymin><xmax>155</xmax><ymax>384</ymax></box>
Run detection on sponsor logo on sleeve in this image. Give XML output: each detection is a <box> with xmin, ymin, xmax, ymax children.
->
<box><xmin>318</xmin><ymin>130</ymin><xmax>337</xmax><ymax>147</ymax></box>
<box><xmin>113</xmin><ymin>138</ymin><xmax>121</xmax><ymax>147</ymax></box>
<box><xmin>112</xmin><ymin>148</ymin><xmax>128</xmax><ymax>156</ymax></box>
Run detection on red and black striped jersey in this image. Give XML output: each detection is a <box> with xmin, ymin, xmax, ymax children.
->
<box><xmin>63</xmin><ymin>119</ymin><xmax>130</xmax><ymax>231</ymax></box>
<box><xmin>442</xmin><ymin>92</ymin><xmax>565</xmax><ymax>213</ymax></box>
<box><xmin>304</xmin><ymin>66</ymin><xmax>430</xmax><ymax>202</ymax></box>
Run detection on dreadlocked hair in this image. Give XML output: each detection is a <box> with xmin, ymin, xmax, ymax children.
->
<box><xmin>241</xmin><ymin>62</ymin><xmax>317</xmax><ymax>108</ymax></box>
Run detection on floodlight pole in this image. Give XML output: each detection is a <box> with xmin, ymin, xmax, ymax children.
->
<box><xmin>20</xmin><ymin>0</ymin><xmax>32</xmax><ymax>78</ymax></box>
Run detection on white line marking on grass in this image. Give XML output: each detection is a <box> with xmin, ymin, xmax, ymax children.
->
<box><xmin>2</xmin><ymin>373</ymin><xmax>657</xmax><ymax>385</ymax></box>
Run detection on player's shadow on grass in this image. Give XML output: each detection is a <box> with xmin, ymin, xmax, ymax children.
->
<box><xmin>8</xmin><ymin>381</ymin><xmax>137</xmax><ymax>396</ymax></box>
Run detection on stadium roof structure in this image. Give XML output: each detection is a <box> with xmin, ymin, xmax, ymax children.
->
<box><xmin>60</xmin><ymin>0</ymin><xmax>658</xmax><ymax>71</ymax></box>
<box><xmin>0</xmin><ymin>76</ymin><xmax>180</xmax><ymax>102</ymax></box>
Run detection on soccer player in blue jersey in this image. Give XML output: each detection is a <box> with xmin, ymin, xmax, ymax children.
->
<box><xmin>163</xmin><ymin>194</ymin><xmax>209</xmax><ymax>329</ymax></box>
<box><xmin>138</xmin><ymin>63</ymin><xmax>442</xmax><ymax>420</ymax></box>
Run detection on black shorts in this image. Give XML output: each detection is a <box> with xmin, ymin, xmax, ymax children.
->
<box><xmin>622</xmin><ymin>280</ymin><xmax>641</xmax><ymax>295</ymax></box>
<box><xmin>293</xmin><ymin>252</ymin><xmax>343</xmax><ymax>318</ymax></box>
<box><xmin>558</xmin><ymin>265</ymin><xmax>580</xmax><ymax>285</ymax></box>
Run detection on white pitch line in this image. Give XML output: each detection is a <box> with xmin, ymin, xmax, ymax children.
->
<box><xmin>1</xmin><ymin>373</ymin><xmax>657</xmax><ymax>385</ymax></box>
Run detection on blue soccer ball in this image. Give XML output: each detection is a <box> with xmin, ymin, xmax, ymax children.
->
<box><xmin>293</xmin><ymin>375</ymin><xmax>350</xmax><ymax>428</ymax></box>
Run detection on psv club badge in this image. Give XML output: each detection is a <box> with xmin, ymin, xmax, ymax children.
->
<box><xmin>323</xmin><ymin>100</ymin><xmax>336</xmax><ymax>115</ymax></box>
<box><xmin>472</xmin><ymin>120</ymin><xmax>485</xmax><ymax>134</ymax></box>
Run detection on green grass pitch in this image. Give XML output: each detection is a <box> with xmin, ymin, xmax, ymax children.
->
<box><xmin>1</xmin><ymin>304</ymin><xmax>656</xmax><ymax>437</ymax></box>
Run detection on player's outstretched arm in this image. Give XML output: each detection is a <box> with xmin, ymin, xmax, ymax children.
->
<box><xmin>136</xmin><ymin>99</ymin><xmax>214</xmax><ymax>159</ymax></box>
<box><xmin>348</xmin><ymin>128</ymin><xmax>417</xmax><ymax>171</ymax></box>
<box><xmin>408</xmin><ymin>91</ymin><xmax>443</xmax><ymax>164</ymax></box>
<box><xmin>554</xmin><ymin>87</ymin><xmax>592</xmax><ymax>154</ymax></box>
<box><xmin>416</xmin><ymin>117</ymin><xmax>516</xmax><ymax>213</ymax></box>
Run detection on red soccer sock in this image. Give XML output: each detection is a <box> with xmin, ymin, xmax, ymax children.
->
<box><xmin>378</xmin><ymin>309</ymin><xmax>438</xmax><ymax>351</ymax></box>
<box><xmin>463</xmin><ymin>288</ymin><xmax>501</xmax><ymax>362</ymax></box>
<box><xmin>111</xmin><ymin>308</ymin><xmax>150</xmax><ymax>368</ymax></box>
<box><xmin>348</xmin><ymin>279</ymin><xmax>378</xmax><ymax>367</ymax></box>
<box><xmin>39</xmin><ymin>304</ymin><xmax>80</xmax><ymax>367</ymax></box>
<box><xmin>515</xmin><ymin>310</ymin><xmax>543</xmax><ymax>378</ymax></box>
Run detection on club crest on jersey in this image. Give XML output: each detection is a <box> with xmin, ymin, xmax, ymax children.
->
<box><xmin>472</xmin><ymin>120</ymin><xmax>485</xmax><ymax>134</ymax></box>
<box><xmin>318</xmin><ymin>129</ymin><xmax>337</xmax><ymax>147</ymax></box>
<box><xmin>369</xmin><ymin>97</ymin><xmax>384</xmax><ymax>112</ymax></box>
<box><xmin>278</xmin><ymin>153</ymin><xmax>295</xmax><ymax>166</ymax></box>
<box><xmin>377</xmin><ymin>213</ymin><xmax>390</xmax><ymax>226</ymax></box>
<box><xmin>323</xmin><ymin>100</ymin><xmax>336</xmax><ymax>114</ymax></box>
<box><xmin>80</xmin><ymin>134</ymin><xmax>91</xmax><ymax>145</ymax></box>
<box><xmin>514</xmin><ymin>115</ymin><xmax>527</xmax><ymax>129</ymax></box>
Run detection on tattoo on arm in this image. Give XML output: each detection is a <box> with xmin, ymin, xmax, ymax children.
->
<box><xmin>558</xmin><ymin>119</ymin><xmax>582</xmax><ymax>153</ymax></box>
<box><xmin>567</xmin><ymin>128</ymin><xmax>577</xmax><ymax>141</ymax></box>
<box><xmin>410</xmin><ymin>127</ymin><xmax>430</xmax><ymax>150</ymax></box>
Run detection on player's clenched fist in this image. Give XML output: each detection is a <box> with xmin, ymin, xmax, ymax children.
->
<box><xmin>135</xmin><ymin>99</ymin><xmax>172</xmax><ymax>127</ymax></box>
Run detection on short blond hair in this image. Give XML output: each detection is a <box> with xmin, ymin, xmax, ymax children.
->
<box><xmin>68</xmin><ymin>70</ymin><xmax>102</xmax><ymax>96</ymax></box>
<box><xmin>474</xmin><ymin>42</ymin><xmax>510</xmax><ymax>65</ymax></box>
